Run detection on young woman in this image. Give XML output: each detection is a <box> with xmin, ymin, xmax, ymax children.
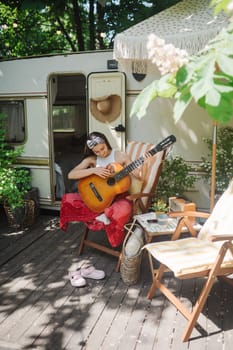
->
<box><xmin>60</xmin><ymin>131</ymin><xmax>144</xmax><ymax>247</ymax></box>
<box><xmin>68</xmin><ymin>131</ymin><xmax>142</xmax><ymax>182</ymax></box>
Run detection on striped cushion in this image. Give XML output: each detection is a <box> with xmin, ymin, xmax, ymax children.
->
<box><xmin>126</xmin><ymin>141</ymin><xmax>165</xmax><ymax>207</ymax></box>
<box><xmin>144</xmin><ymin>181</ymin><xmax>233</xmax><ymax>277</ymax></box>
<box><xmin>144</xmin><ymin>238</ymin><xmax>233</xmax><ymax>277</ymax></box>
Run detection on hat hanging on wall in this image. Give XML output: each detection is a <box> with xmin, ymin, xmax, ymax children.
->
<box><xmin>90</xmin><ymin>94</ymin><xmax>122</xmax><ymax>123</ymax></box>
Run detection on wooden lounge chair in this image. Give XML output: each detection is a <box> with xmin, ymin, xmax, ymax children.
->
<box><xmin>144</xmin><ymin>180</ymin><xmax>233</xmax><ymax>342</ymax></box>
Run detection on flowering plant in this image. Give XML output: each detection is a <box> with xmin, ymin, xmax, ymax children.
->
<box><xmin>131</xmin><ymin>1</ymin><xmax>233</xmax><ymax>125</ymax></box>
<box><xmin>147</xmin><ymin>34</ymin><xmax>188</xmax><ymax>75</ymax></box>
<box><xmin>151</xmin><ymin>199</ymin><xmax>168</xmax><ymax>213</ymax></box>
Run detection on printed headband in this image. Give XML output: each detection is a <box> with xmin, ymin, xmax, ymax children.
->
<box><xmin>86</xmin><ymin>136</ymin><xmax>105</xmax><ymax>149</ymax></box>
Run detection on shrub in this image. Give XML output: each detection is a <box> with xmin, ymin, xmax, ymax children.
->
<box><xmin>0</xmin><ymin>113</ymin><xmax>31</xmax><ymax>209</ymax></box>
<box><xmin>154</xmin><ymin>155</ymin><xmax>197</xmax><ymax>203</ymax></box>
<box><xmin>200</xmin><ymin>126</ymin><xmax>233</xmax><ymax>193</ymax></box>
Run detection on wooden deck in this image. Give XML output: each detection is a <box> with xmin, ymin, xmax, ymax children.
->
<box><xmin>0</xmin><ymin>208</ymin><xmax>233</xmax><ymax>350</ymax></box>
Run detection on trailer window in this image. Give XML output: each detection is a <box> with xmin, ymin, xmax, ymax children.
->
<box><xmin>52</xmin><ymin>106</ymin><xmax>75</xmax><ymax>131</ymax></box>
<box><xmin>0</xmin><ymin>100</ymin><xmax>25</xmax><ymax>143</ymax></box>
<box><xmin>52</xmin><ymin>104</ymin><xmax>86</xmax><ymax>132</ymax></box>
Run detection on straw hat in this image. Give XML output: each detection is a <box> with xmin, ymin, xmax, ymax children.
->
<box><xmin>90</xmin><ymin>94</ymin><xmax>122</xmax><ymax>123</ymax></box>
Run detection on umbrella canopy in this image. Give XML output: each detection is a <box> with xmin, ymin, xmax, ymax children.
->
<box><xmin>113</xmin><ymin>0</ymin><xmax>228</xmax><ymax>73</ymax></box>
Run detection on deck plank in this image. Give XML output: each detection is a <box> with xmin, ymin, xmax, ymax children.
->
<box><xmin>1</xmin><ymin>237</ymin><xmax>78</xmax><ymax>344</ymax></box>
<box><xmin>36</xmin><ymin>255</ymin><xmax>118</xmax><ymax>350</ymax></box>
<box><xmin>0</xmin><ymin>210</ymin><xmax>233</xmax><ymax>350</ymax></box>
<box><xmin>113</xmin><ymin>281</ymin><xmax>151</xmax><ymax>350</ymax></box>
<box><xmin>221</xmin><ymin>279</ymin><xmax>233</xmax><ymax>349</ymax></box>
<box><xmin>100</xmin><ymin>282</ymin><xmax>147</xmax><ymax>350</ymax></box>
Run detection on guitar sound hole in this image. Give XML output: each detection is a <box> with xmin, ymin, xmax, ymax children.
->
<box><xmin>107</xmin><ymin>177</ymin><xmax>116</xmax><ymax>186</ymax></box>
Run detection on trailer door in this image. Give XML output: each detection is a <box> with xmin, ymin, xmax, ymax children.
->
<box><xmin>49</xmin><ymin>73</ymin><xmax>87</xmax><ymax>201</ymax></box>
<box><xmin>88</xmin><ymin>71</ymin><xmax>126</xmax><ymax>150</ymax></box>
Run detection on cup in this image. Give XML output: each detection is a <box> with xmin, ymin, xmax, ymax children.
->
<box><xmin>157</xmin><ymin>213</ymin><xmax>168</xmax><ymax>225</ymax></box>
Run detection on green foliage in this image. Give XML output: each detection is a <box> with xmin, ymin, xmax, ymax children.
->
<box><xmin>131</xmin><ymin>4</ymin><xmax>233</xmax><ymax>125</ymax></box>
<box><xmin>154</xmin><ymin>155</ymin><xmax>197</xmax><ymax>203</ymax></box>
<box><xmin>0</xmin><ymin>119</ymin><xmax>24</xmax><ymax>168</ymax></box>
<box><xmin>0</xmin><ymin>167</ymin><xmax>31</xmax><ymax>209</ymax></box>
<box><xmin>0</xmin><ymin>113</ymin><xmax>31</xmax><ymax>209</ymax></box>
<box><xmin>200</xmin><ymin>126</ymin><xmax>233</xmax><ymax>193</ymax></box>
<box><xmin>0</xmin><ymin>0</ymin><xmax>182</xmax><ymax>58</ymax></box>
<box><xmin>210</xmin><ymin>0</ymin><xmax>232</xmax><ymax>15</ymax></box>
<box><xmin>130</xmin><ymin>80</ymin><xmax>160</xmax><ymax>119</ymax></box>
<box><xmin>130</xmin><ymin>74</ymin><xmax>177</xmax><ymax>118</ymax></box>
<box><xmin>0</xmin><ymin>3</ymin><xmax>72</xmax><ymax>57</ymax></box>
<box><xmin>174</xmin><ymin>24</ymin><xmax>233</xmax><ymax>123</ymax></box>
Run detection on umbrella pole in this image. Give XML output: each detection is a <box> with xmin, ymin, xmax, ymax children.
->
<box><xmin>210</xmin><ymin>121</ymin><xmax>217</xmax><ymax>211</ymax></box>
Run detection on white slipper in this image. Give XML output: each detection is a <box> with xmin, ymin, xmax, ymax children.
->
<box><xmin>69</xmin><ymin>270</ymin><xmax>81</xmax><ymax>279</ymax></box>
<box><xmin>69</xmin><ymin>270</ymin><xmax>86</xmax><ymax>287</ymax></box>
<box><xmin>80</xmin><ymin>266</ymin><xmax>105</xmax><ymax>280</ymax></box>
<box><xmin>96</xmin><ymin>213</ymin><xmax>110</xmax><ymax>225</ymax></box>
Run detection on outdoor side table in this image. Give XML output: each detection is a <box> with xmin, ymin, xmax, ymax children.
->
<box><xmin>134</xmin><ymin>212</ymin><xmax>202</xmax><ymax>243</ymax></box>
<box><xmin>134</xmin><ymin>212</ymin><xmax>179</xmax><ymax>243</ymax></box>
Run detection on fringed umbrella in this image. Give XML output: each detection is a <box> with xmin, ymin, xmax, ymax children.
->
<box><xmin>113</xmin><ymin>0</ymin><xmax>227</xmax><ymax>74</ymax></box>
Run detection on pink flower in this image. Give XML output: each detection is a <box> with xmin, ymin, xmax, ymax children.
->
<box><xmin>227</xmin><ymin>1</ymin><xmax>233</xmax><ymax>11</ymax></box>
<box><xmin>147</xmin><ymin>34</ymin><xmax>189</xmax><ymax>75</ymax></box>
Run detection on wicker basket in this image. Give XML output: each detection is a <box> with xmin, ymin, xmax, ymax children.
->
<box><xmin>120</xmin><ymin>221</ymin><xmax>144</xmax><ymax>285</ymax></box>
<box><xmin>4</xmin><ymin>199</ymin><xmax>35</xmax><ymax>228</ymax></box>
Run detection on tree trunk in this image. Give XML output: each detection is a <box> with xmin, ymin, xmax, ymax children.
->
<box><xmin>96</xmin><ymin>1</ymin><xmax>105</xmax><ymax>49</ymax></box>
<box><xmin>89</xmin><ymin>0</ymin><xmax>95</xmax><ymax>50</ymax></box>
<box><xmin>72</xmin><ymin>0</ymin><xmax>85</xmax><ymax>51</ymax></box>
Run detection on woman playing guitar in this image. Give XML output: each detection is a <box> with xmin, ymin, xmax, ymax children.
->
<box><xmin>60</xmin><ymin>131</ymin><xmax>149</xmax><ymax>248</ymax></box>
<box><xmin>68</xmin><ymin>131</ymin><xmax>143</xmax><ymax>192</ymax></box>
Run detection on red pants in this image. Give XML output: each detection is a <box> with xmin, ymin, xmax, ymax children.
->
<box><xmin>59</xmin><ymin>193</ymin><xmax>132</xmax><ymax>247</ymax></box>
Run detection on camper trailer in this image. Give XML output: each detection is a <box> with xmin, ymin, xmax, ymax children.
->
<box><xmin>0</xmin><ymin>50</ymin><xmax>224</xmax><ymax>210</ymax></box>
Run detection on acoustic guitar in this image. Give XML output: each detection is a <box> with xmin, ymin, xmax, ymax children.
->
<box><xmin>78</xmin><ymin>135</ymin><xmax>176</xmax><ymax>213</ymax></box>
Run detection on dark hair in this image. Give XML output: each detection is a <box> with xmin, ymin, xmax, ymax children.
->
<box><xmin>83</xmin><ymin>131</ymin><xmax>112</xmax><ymax>157</ymax></box>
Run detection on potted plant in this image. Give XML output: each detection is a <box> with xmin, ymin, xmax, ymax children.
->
<box><xmin>0</xmin><ymin>113</ymin><xmax>32</xmax><ymax>227</ymax></box>
<box><xmin>151</xmin><ymin>199</ymin><xmax>168</xmax><ymax>225</ymax></box>
<box><xmin>152</xmin><ymin>155</ymin><xmax>197</xmax><ymax>209</ymax></box>
<box><xmin>150</xmin><ymin>155</ymin><xmax>197</xmax><ymax>224</ymax></box>
<box><xmin>1</xmin><ymin>168</ymin><xmax>32</xmax><ymax>226</ymax></box>
<box><xmin>155</xmin><ymin>155</ymin><xmax>197</xmax><ymax>201</ymax></box>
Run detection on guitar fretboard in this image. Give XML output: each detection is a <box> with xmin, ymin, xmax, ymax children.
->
<box><xmin>109</xmin><ymin>134</ymin><xmax>176</xmax><ymax>183</ymax></box>
<box><xmin>114</xmin><ymin>147</ymin><xmax>157</xmax><ymax>182</ymax></box>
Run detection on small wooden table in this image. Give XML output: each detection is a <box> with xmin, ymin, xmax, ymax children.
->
<box><xmin>134</xmin><ymin>212</ymin><xmax>180</xmax><ymax>243</ymax></box>
<box><xmin>135</xmin><ymin>211</ymin><xmax>203</xmax><ymax>243</ymax></box>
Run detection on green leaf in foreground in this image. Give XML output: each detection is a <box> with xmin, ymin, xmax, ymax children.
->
<box><xmin>130</xmin><ymin>80</ymin><xmax>159</xmax><ymax>119</ymax></box>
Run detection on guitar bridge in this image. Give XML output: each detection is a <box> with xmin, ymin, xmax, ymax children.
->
<box><xmin>89</xmin><ymin>182</ymin><xmax>103</xmax><ymax>202</ymax></box>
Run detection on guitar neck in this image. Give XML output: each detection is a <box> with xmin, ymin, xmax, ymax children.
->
<box><xmin>114</xmin><ymin>147</ymin><xmax>157</xmax><ymax>182</ymax></box>
<box><xmin>113</xmin><ymin>135</ymin><xmax>176</xmax><ymax>183</ymax></box>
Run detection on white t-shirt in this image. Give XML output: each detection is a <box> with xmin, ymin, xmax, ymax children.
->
<box><xmin>96</xmin><ymin>150</ymin><xmax>115</xmax><ymax>167</ymax></box>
